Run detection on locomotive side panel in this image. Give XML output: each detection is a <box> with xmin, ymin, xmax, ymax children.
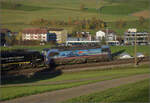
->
<box><xmin>45</xmin><ymin>46</ymin><xmax>111</xmax><ymax>67</ymax></box>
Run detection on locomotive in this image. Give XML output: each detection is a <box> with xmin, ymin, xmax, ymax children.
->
<box><xmin>0</xmin><ymin>49</ymin><xmax>44</xmax><ymax>70</ymax></box>
<box><xmin>43</xmin><ymin>45</ymin><xmax>112</xmax><ymax>67</ymax></box>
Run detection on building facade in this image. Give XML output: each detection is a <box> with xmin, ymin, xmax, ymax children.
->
<box><xmin>96</xmin><ymin>30</ymin><xmax>117</xmax><ymax>41</ymax></box>
<box><xmin>124</xmin><ymin>32</ymin><xmax>149</xmax><ymax>45</ymax></box>
<box><xmin>22</xmin><ymin>28</ymin><xmax>56</xmax><ymax>42</ymax></box>
<box><xmin>48</xmin><ymin>28</ymin><xmax>67</xmax><ymax>43</ymax></box>
<box><xmin>96</xmin><ymin>30</ymin><xmax>119</xmax><ymax>45</ymax></box>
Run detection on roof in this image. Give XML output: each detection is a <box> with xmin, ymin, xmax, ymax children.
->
<box><xmin>48</xmin><ymin>28</ymin><xmax>64</xmax><ymax>31</ymax></box>
<box><xmin>119</xmin><ymin>52</ymin><xmax>130</xmax><ymax>57</ymax></box>
<box><xmin>136</xmin><ymin>52</ymin><xmax>144</xmax><ymax>57</ymax></box>
<box><xmin>22</xmin><ymin>28</ymin><xmax>48</xmax><ymax>34</ymax></box>
<box><xmin>102</xmin><ymin>30</ymin><xmax>116</xmax><ymax>34</ymax></box>
<box><xmin>0</xmin><ymin>28</ymin><xmax>11</xmax><ymax>34</ymax></box>
<box><xmin>119</xmin><ymin>52</ymin><xmax>133</xmax><ymax>59</ymax></box>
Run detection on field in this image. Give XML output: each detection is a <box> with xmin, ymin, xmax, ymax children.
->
<box><xmin>132</xmin><ymin>10</ymin><xmax>150</xmax><ymax>18</ymax></box>
<box><xmin>63</xmin><ymin>79</ymin><xmax>149</xmax><ymax>103</ymax></box>
<box><xmin>0</xmin><ymin>0</ymin><xmax>149</xmax><ymax>34</ymax></box>
<box><xmin>1</xmin><ymin>64</ymin><xmax>149</xmax><ymax>101</ymax></box>
<box><xmin>110</xmin><ymin>45</ymin><xmax>150</xmax><ymax>56</ymax></box>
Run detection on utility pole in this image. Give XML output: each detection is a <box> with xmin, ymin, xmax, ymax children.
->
<box><xmin>134</xmin><ymin>28</ymin><xmax>137</xmax><ymax>67</ymax></box>
<box><xmin>105</xmin><ymin>27</ymin><xmax>111</xmax><ymax>45</ymax></box>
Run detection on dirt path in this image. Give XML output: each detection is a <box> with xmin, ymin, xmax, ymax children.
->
<box><xmin>1</xmin><ymin>74</ymin><xmax>149</xmax><ymax>103</ymax></box>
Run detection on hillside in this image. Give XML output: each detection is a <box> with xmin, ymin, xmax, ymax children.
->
<box><xmin>0</xmin><ymin>0</ymin><xmax>149</xmax><ymax>34</ymax></box>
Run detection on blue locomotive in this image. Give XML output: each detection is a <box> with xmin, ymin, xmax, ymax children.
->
<box><xmin>43</xmin><ymin>45</ymin><xmax>112</xmax><ymax>67</ymax></box>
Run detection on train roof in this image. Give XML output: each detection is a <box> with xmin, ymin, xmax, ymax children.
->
<box><xmin>101</xmin><ymin>45</ymin><xmax>110</xmax><ymax>48</ymax></box>
<box><xmin>50</xmin><ymin>45</ymin><xmax>102</xmax><ymax>51</ymax></box>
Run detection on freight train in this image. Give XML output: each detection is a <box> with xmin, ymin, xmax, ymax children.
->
<box><xmin>0</xmin><ymin>49</ymin><xmax>44</xmax><ymax>71</ymax></box>
<box><xmin>1</xmin><ymin>45</ymin><xmax>112</xmax><ymax>71</ymax></box>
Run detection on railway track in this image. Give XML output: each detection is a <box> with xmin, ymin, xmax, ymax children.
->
<box><xmin>1</xmin><ymin>57</ymin><xmax>149</xmax><ymax>79</ymax></box>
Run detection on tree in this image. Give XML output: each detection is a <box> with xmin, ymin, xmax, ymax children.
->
<box><xmin>101</xmin><ymin>36</ymin><xmax>106</xmax><ymax>45</ymax></box>
<box><xmin>76</xmin><ymin>32</ymin><xmax>82</xmax><ymax>38</ymax></box>
<box><xmin>85</xmin><ymin>20</ymin><xmax>90</xmax><ymax>30</ymax></box>
<box><xmin>139</xmin><ymin>16</ymin><xmax>145</xmax><ymax>25</ymax></box>
<box><xmin>16</xmin><ymin>32</ymin><xmax>22</xmax><ymax>45</ymax></box>
<box><xmin>80</xmin><ymin>3</ymin><xmax>85</xmax><ymax>11</ymax></box>
<box><xmin>5</xmin><ymin>35</ymin><xmax>16</xmax><ymax>46</ymax></box>
<box><xmin>5</xmin><ymin>35</ymin><xmax>11</xmax><ymax>45</ymax></box>
<box><xmin>68</xmin><ymin>16</ymin><xmax>72</xmax><ymax>25</ymax></box>
<box><xmin>116</xmin><ymin>19</ymin><xmax>126</xmax><ymax>28</ymax></box>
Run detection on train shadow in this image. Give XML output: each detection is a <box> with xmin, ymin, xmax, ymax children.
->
<box><xmin>111</xmin><ymin>49</ymin><xmax>125</xmax><ymax>58</ymax></box>
<box><xmin>1</xmin><ymin>65</ymin><xmax>62</xmax><ymax>85</ymax></box>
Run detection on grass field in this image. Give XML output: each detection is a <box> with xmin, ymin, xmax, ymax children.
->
<box><xmin>1</xmin><ymin>64</ymin><xmax>149</xmax><ymax>101</ymax></box>
<box><xmin>100</xmin><ymin>0</ymin><xmax>149</xmax><ymax>15</ymax></box>
<box><xmin>63</xmin><ymin>79</ymin><xmax>149</xmax><ymax>103</ymax></box>
<box><xmin>110</xmin><ymin>45</ymin><xmax>150</xmax><ymax>56</ymax></box>
<box><xmin>0</xmin><ymin>0</ymin><xmax>149</xmax><ymax>33</ymax></box>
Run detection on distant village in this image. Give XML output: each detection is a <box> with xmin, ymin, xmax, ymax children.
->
<box><xmin>0</xmin><ymin>27</ymin><xmax>150</xmax><ymax>46</ymax></box>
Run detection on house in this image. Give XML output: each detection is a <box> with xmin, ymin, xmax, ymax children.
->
<box><xmin>119</xmin><ymin>52</ymin><xmax>133</xmax><ymax>59</ymax></box>
<box><xmin>96</xmin><ymin>30</ymin><xmax>119</xmax><ymax>45</ymax></box>
<box><xmin>136</xmin><ymin>52</ymin><xmax>144</xmax><ymax>58</ymax></box>
<box><xmin>22</xmin><ymin>28</ymin><xmax>56</xmax><ymax>42</ymax></box>
<box><xmin>124</xmin><ymin>29</ymin><xmax>150</xmax><ymax>45</ymax></box>
<box><xmin>48</xmin><ymin>28</ymin><xmax>68</xmax><ymax>44</ymax></box>
<box><xmin>0</xmin><ymin>28</ymin><xmax>11</xmax><ymax>46</ymax></box>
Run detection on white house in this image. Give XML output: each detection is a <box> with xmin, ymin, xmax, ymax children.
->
<box><xmin>96</xmin><ymin>30</ymin><xmax>119</xmax><ymax>45</ymax></box>
<box><xmin>22</xmin><ymin>28</ymin><xmax>48</xmax><ymax>41</ymax></box>
<box><xmin>96</xmin><ymin>30</ymin><xmax>105</xmax><ymax>40</ymax></box>
<box><xmin>96</xmin><ymin>30</ymin><xmax>117</xmax><ymax>41</ymax></box>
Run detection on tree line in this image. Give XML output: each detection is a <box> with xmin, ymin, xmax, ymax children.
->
<box><xmin>30</xmin><ymin>17</ymin><xmax>107</xmax><ymax>31</ymax></box>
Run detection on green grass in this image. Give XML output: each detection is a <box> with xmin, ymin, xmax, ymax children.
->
<box><xmin>107</xmin><ymin>19</ymin><xmax>150</xmax><ymax>35</ymax></box>
<box><xmin>64</xmin><ymin>79</ymin><xmax>149</xmax><ymax>103</ymax></box>
<box><xmin>0</xmin><ymin>1</ymin><xmax>51</xmax><ymax>11</ymax></box>
<box><xmin>110</xmin><ymin>45</ymin><xmax>150</xmax><ymax>56</ymax></box>
<box><xmin>100</xmin><ymin>0</ymin><xmax>149</xmax><ymax>15</ymax></box>
<box><xmin>1</xmin><ymin>64</ymin><xmax>149</xmax><ymax>101</ymax></box>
